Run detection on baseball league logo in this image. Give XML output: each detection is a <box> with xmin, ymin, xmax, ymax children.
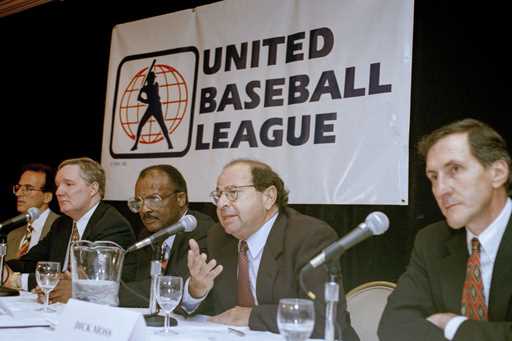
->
<box><xmin>109</xmin><ymin>47</ymin><xmax>198</xmax><ymax>158</ymax></box>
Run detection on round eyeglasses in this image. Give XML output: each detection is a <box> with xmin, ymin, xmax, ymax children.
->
<box><xmin>209</xmin><ymin>185</ymin><xmax>255</xmax><ymax>206</ymax></box>
<box><xmin>13</xmin><ymin>184</ymin><xmax>44</xmax><ymax>194</ymax></box>
<box><xmin>127</xmin><ymin>192</ymin><xmax>178</xmax><ymax>213</ymax></box>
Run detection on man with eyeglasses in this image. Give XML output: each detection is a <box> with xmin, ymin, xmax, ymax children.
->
<box><xmin>5</xmin><ymin>164</ymin><xmax>60</xmax><ymax>260</ymax></box>
<box><xmin>119</xmin><ymin>164</ymin><xmax>213</xmax><ymax>307</ymax></box>
<box><xmin>180</xmin><ymin>159</ymin><xmax>359</xmax><ymax>340</ymax></box>
<box><xmin>2</xmin><ymin>157</ymin><xmax>135</xmax><ymax>302</ymax></box>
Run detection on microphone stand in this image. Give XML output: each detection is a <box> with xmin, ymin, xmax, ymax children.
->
<box><xmin>142</xmin><ymin>244</ymin><xmax>177</xmax><ymax>327</ymax></box>
<box><xmin>324</xmin><ymin>261</ymin><xmax>341</xmax><ymax>341</ymax></box>
<box><xmin>0</xmin><ymin>236</ymin><xmax>20</xmax><ymax>297</ymax></box>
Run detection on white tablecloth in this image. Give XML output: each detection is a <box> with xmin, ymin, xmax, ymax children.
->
<box><xmin>0</xmin><ymin>292</ymin><xmax>291</xmax><ymax>341</ymax></box>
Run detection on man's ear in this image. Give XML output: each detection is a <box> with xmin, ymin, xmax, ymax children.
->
<box><xmin>43</xmin><ymin>192</ymin><xmax>53</xmax><ymax>205</ymax></box>
<box><xmin>490</xmin><ymin>159</ymin><xmax>509</xmax><ymax>189</ymax></box>
<box><xmin>263</xmin><ymin>185</ymin><xmax>277</xmax><ymax>210</ymax></box>
<box><xmin>176</xmin><ymin>192</ymin><xmax>187</xmax><ymax>208</ymax></box>
<box><xmin>89</xmin><ymin>181</ymin><xmax>100</xmax><ymax>196</ymax></box>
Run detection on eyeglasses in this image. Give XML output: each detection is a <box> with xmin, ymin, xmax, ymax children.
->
<box><xmin>209</xmin><ymin>185</ymin><xmax>255</xmax><ymax>206</ymax></box>
<box><xmin>13</xmin><ymin>184</ymin><xmax>44</xmax><ymax>194</ymax></box>
<box><xmin>127</xmin><ymin>192</ymin><xmax>178</xmax><ymax>213</ymax></box>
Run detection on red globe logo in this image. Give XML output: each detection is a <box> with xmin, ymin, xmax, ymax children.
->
<box><xmin>118</xmin><ymin>64</ymin><xmax>188</xmax><ymax>147</ymax></box>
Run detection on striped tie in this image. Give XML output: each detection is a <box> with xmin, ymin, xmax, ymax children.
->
<box><xmin>17</xmin><ymin>223</ymin><xmax>33</xmax><ymax>257</ymax></box>
<box><xmin>461</xmin><ymin>238</ymin><xmax>488</xmax><ymax>320</ymax></box>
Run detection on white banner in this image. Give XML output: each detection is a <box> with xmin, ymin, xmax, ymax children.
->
<box><xmin>101</xmin><ymin>0</ymin><xmax>414</xmax><ymax>204</ymax></box>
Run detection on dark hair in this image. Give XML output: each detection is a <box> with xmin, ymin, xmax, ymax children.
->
<box><xmin>417</xmin><ymin>118</ymin><xmax>512</xmax><ymax>189</ymax></box>
<box><xmin>20</xmin><ymin>163</ymin><xmax>56</xmax><ymax>193</ymax></box>
<box><xmin>224</xmin><ymin>159</ymin><xmax>289</xmax><ymax>211</ymax></box>
<box><xmin>139</xmin><ymin>164</ymin><xmax>188</xmax><ymax>203</ymax></box>
<box><xmin>58</xmin><ymin>157</ymin><xmax>106</xmax><ymax>198</ymax></box>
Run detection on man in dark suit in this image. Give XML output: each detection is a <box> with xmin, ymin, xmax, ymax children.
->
<box><xmin>182</xmin><ymin>159</ymin><xmax>359</xmax><ymax>340</ymax></box>
<box><xmin>119</xmin><ymin>164</ymin><xmax>213</xmax><ymax>307</ymax></box>
<box><xmin>3</xmin><ymin>157</ymin><xmax>135</xmax><ymax>302</ymax></box>
<box><xmin>6</xmin><ymin>163</ymin><xmax>59</xmax><ymax>260</ymax></box>
<box><xmin>379</xmin><ymin>119</ymin><xmax>512</xmax><ymax>341</ymax></box>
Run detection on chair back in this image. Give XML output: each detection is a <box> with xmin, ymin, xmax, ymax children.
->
<box><xmin>346</xmin><ymin>281</ymin><xmax>396</xmax><ymax>341</ymax></box>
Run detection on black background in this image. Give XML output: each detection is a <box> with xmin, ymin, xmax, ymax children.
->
<box><xmin>1</xmin><ymin>0</ymin><xmax>510</xmax><ymax>291</ymax></box>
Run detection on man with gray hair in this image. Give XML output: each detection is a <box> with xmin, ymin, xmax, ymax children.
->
<box><xmin>3</xmin><ymin>157</ymin><xmax>135</xmax><ymax>303</ymax></box>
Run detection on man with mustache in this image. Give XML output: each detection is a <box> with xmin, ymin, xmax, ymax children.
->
<box><xmin>181</xmin><ymin>159</ymin><xmax>359</xmax><ymax>340</ymax></box>
<box><xmin>119</xmin><ymin>164</ymin><xmax>213</xmax><ymax>307</ymax></box>
<box><xmin>6</xmin><ymin>163</ymin><xmax>59</xmax><ymax>260</ymax></box>
<box><xmin>379</xmin><ymin>119</ymin><xmax>512</xmax><ymax>341</ymax></box>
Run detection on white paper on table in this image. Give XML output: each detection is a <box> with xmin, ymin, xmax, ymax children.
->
<box><xmin>0</xmin><ymin>293</ymin><xmax>56</xmax><ymax>328</ymax></box>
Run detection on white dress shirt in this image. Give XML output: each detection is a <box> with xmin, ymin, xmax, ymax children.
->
<box><xmin>20</xmin><ymin>203</ymin><xmax>100</xmax><ymax>291</ymax></box>
<box><xmin>444</xmin><ymin>198</ymin><xmax>511</xmax><ymax>339</ymax></box>
<box><xmin>182</xmin><ymin>212</ymin><xmax>278</xmax><ymax>312</ymax></box>
<box><xmin>62</xmin><ymin>202</ymin><xmax>100</xmax><ymax>270</ymax></box>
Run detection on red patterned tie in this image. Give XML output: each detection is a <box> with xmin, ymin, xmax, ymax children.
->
<box><xmin>237</xmin><ymin>240</ymin><xmax>254</xmax><ymax>307</ymax></box>
<box><xmin>461</xmin><ymin>238</ymin><xmax>488</xmax><ymax>320</ymax></box>
<box><xmin>17</xmin><ymin>223</ymin><xmax>33</xmax><ymax>257</ymax></box>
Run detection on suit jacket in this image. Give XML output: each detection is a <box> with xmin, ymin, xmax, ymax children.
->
<box><xmin>7</xmin><ymin>202</ymin><xmax>136</xmax><ymax>290</ymax></box>
<box><xmin>6</xmin><ymin>210</ymin><xmax>59</xmax><ymax>261</ymax></box>
<box><xmin>192</xmin><ymin>207</ymin><xmax>359</xmax><ymax>340</ymax></box>
<box><xmin>378</xmin><ymin>219</ymin><xmax>512</xmax><ymax>341</ymax></box>
<box><xmin>119</xmin><ymin>210</ymin><xmax>213</xmax><ymax>307</ymax></box>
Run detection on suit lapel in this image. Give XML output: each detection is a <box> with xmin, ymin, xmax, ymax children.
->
<box><xmin>440</xmin><ymin>228</ymin><xmax>467</xmax><ymax>313</ymax></box>
<box><xmin>256</xmin><ymin>212</ymin><xmax>285</xmax><ymax>304</ymax></box>
<box><xmin>82</xmin><ymin>203</ymin><xmax>105</xmax><ymax>240</ymax></box>
<box><xmin>489</xmin><ymin>217</ymin><xmax>512</xmax><ymax>320</ymax></box>
<box><xmin>41</xmin><ymin>211</ymin><xmax>58</xmax><ymax>237</ymax></box>
<box><xmin>215</xmin><ymin>234</ymin><xmax>238</xmax><ymax>310</ymax></box>
<box><xmin>55</xmin><ymin>218</ymin><xmax>73</xmax><ymax>263</ymax></box>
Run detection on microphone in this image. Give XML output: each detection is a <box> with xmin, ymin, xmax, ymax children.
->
<box><xmin>0</xmin><ymin>207</ymin><xmax>41</xmax><ymax>233</ymax></box>
<box><xmin>302</xmin><ymin>212</ymin><xmax>389</xmax><ymax>273</ymax></box>
<box><xmin>126</xmin><ymin>214</ymin><xmax>197</xmax><ymax>253</ymax></box>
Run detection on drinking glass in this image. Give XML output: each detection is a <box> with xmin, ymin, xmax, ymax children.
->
<box><xmin>277</xmin><ymin>298</ymin><xmax>315</xmax><ymax>341</ymax></box>
<box><xmin>35</xmin><ymin>261</ymin><xmax>61</xmax><ymax>313</ymax></box>
<box><xmin>155</xmin><ymin>275</ymin><xmax>183</xmax><ymax>336</ymax></box>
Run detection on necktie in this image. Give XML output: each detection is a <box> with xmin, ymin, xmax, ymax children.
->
<box><xmin>160</xmin><ymin>242</ymin><xmax>170</xmax><ymax>272</ymax></box>
<box><xmin>17</xmin><ymin>223</ymin><xmax>33</xmax><ymax>257</ymax></box>
<box><xmin>461</xmin><ymin>238</ymin><xmax>488</xmax><ymax>320</ymax></box>
<box><xmin>68</xmin><ymin>222</ymin><xmax>80</xmax><ymax>271</ymax></box>
<box><xmin>237</xmin><ymin>240</ymin><xmax>254</xmax><ymax>307</ymax></box>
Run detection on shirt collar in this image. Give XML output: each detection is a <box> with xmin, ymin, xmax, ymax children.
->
<box><xmin>31</xmin><ymin>208</ymin><xmax>51</xmax><ymax>231</ymax></box>
<box><xmin>466</xmin><ymin>197</ymin><xmax>511</xmax><ymax>260</ymax></box>
<box><xmin>75</xmin><ymin>202</ymin><xmax>100</xmax><ymax>236</ymax></box>
<box><xmin>244</xmin><ymin>211</ymin><xmax>279</xmax><ymax>259</ymax></box>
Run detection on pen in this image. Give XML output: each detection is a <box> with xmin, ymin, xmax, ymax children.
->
<box><xmin>228</xmin><ymin>327</ymin><xmax>246</xmax><ymax>336</ymax></box>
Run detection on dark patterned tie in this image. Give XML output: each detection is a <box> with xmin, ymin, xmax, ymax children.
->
<box><xmin>68</xmin><ymin>222</ymin><xmax>80</xmax><ymax>271</ymax></box>
<box><xmin>237</xmin><ymin>240</ymin><xmax>254</xmax><ymax>307</ymax></box>
<box><xmin>17</xmin><ymin>223</ymin><xmax>33</xmax><ymax>257</ymax></box>
<box><xmin>160</xmin><ymin>242</ymin><xmax>170</xmax><ymax>272</ymax></box>
<box><xmin>461</xmin><ymin>238</ymin><xmax>488</xmax><ymax>320</ymax></box>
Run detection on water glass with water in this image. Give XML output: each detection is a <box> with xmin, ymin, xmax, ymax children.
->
<box><xmin>35</xmin><ymin>261</ymin><xmax>61</xmax><ymax>313</ymax></box>
<box><xmin>155</xmin><ymin>275</ymin><xmax>183</xmax><ymax>336</ymax></box>
<box><xmin>277</xmin><ymin>298</ymin><xmax>315</xmax><ymax>341</ymax></box>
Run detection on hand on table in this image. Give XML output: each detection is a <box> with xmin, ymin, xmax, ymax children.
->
<box><xmin>427</xmin><ymin>312</ymin><xmax>457</xmax><ymax>330</ymax></box>
<box><xmin>209</xmin><ymin>306</ymin><xmax>252</xmax><ymax>326</ymax></box>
